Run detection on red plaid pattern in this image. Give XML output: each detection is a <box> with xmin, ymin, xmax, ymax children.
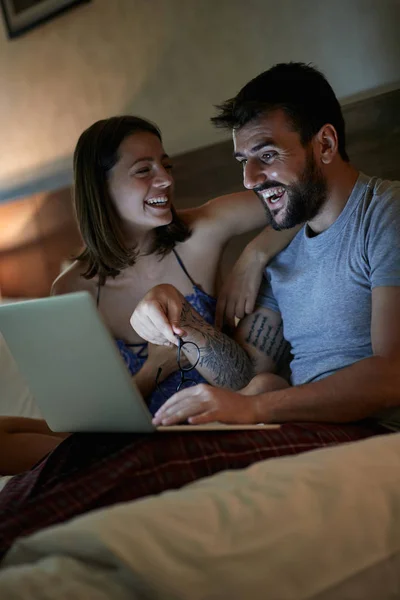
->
<box><xmin>0</xmin><ymin>421</ymin><xmax>388</xmax><ymax>559</ymax></box>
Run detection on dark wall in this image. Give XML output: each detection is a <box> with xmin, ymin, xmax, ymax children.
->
<box><xmin>0</xmin><ymin>88</ymin><xmax>399</xmax><ymax>298</ymax></box>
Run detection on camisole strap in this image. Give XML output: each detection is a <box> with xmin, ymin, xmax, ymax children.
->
<box><xmin>172</xmin><ymin>249</ymin><xmax>197</xmax><ymax>288</ymax></box>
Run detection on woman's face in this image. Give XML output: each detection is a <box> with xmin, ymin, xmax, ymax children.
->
<box><xmin>108</xmin><ymin>131</ymin><xmax>174</xmax><ymax>231</ymax></box>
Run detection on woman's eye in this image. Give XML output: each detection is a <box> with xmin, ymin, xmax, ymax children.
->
<box><xmin>164</xmin><ymin>164</ymin><xmax>173</xmax><ymax>171</ymax></box>
<box><xmin>135</xmin><ymin>168</ymin><xmax>150</xmax><ymax>175</ymax></box>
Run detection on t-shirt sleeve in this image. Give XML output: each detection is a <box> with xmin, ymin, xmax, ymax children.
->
<box><xmin>366</xmin><ymin>181</ymin><xmax>400</xmax><ymax>289</ymax></box>
<box><xmin>255</xmin><ymin>272</ymin><xmax>280</xmax><ymax>313</ymax></box>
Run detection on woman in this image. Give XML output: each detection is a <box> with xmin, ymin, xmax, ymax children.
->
<box><xmin>52</xmin><ymin>115</ymin><xmax>296</xmax><ymax>415</ymax></box>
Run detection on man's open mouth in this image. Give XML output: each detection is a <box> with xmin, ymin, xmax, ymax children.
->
<box><xmin>261</xmin><ymin>187</ymin><xmax>286</xmax><ymax>204</ymax></box>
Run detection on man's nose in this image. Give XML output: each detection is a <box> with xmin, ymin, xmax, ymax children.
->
<box><xmin>243</xmin><ymin>160</ymin><xmax>266</xmax><ymax>190</ymax></box>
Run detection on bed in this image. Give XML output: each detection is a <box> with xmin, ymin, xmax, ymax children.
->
<box><xmin>0</xmin><ymin>431</ymin><xmax>399</xmax><ymax>599</ymax></box>
<box><xmin>0</xmin><ymin>304</ymin><xmax>391</xmax><ymax>587</ymax></box>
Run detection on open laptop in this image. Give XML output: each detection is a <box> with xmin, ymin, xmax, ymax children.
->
<box><xmin>0</xmin><ymin>292</ymin><xmax>279</xmax><ymax>433</ymax></box>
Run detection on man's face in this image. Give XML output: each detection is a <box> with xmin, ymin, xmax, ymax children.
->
<box><xmin>233</xmin><ymin>110</ymin><xmax>328</xmax><ymax>230</ymax></box>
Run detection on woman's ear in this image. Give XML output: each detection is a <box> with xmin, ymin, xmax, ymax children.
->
<box><xmin>316</xmin><ymin>124</ymin><xmax>338</xmax><ymax>164</ymax></box>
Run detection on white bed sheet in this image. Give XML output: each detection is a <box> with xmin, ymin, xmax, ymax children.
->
<box><xmin>1</xmin><ymin>431</ymin><xmax>400</xmax><ymax>599</ymax></box>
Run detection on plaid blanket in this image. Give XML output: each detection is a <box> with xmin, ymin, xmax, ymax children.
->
<box><xmin>0</xmin><ymin>421</ymin><xmax>388</xmax><ymax>559</ymax></box>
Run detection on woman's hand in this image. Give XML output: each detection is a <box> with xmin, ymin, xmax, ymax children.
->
<box><xmin>215</xmin><ymin>225</ymin><xmax>301</xmax><ymax>329</ymax></box>
<box><xmin>216</xmin><ymin>246</ymin><xmax>265</xmax><ymax>330</ymax></box>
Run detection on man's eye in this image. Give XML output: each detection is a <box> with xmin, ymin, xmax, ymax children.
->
<box><xmin>135</xmin><ymin>168</ymin><xmax>150</xmax><ymax>175</ymax></box>
<box><xmin>164</xmin><ymin>164</ymin><xmax>173</xmax><ymax>171</ymax></box>
<box><xmin>262</xmin><ymin>152</ymin><xmax>277</xmax><ymax>163</ymax></box>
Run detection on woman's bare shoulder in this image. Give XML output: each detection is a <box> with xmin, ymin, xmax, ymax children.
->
<box><xmin>176</xmin><ymin>190</ymin><xmax>265</xmax><ymax>241</ymax></box>
<box><xmin>51</xmin><ymin>261</ymin><xmax>95</xmax><ymax>296</ymax></box>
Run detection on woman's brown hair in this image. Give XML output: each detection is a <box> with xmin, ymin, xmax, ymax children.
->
<box><xmin>74</xmin><ymin>115</ymin><xmax>190</xmax><ymax>282</ymax></box>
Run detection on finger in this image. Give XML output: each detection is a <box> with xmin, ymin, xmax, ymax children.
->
<box><xmin>245</xmin><ymin>271</ymin><xmax>262</xmax><ymax>315</ymax></box>
<box><xmin>146</xmin><ymin>303</ymin><xmax>179</xmax><ymax>345</ymax></box>
<box><xmin>130</xmin><ymin>312</ymin><xmax>168</xmax><ymax>345</ymax></box>
<box><xmin>244</xmin><ymin>291</ymin><xmax>257</xmax><ymax>315</ymax></box>
<box><xmin>130</xmin><ymin>313</ymin><xmax>148</xmax><ymax>340</ymax></box>
<box><xmin>154</xmin><ymin>388</ymin><xmax>208</xmax><ymax>425</ymax></box>
<box><xmin>167</xmin><ymin>297</ymin><xmax>186</xmax><ymax>338</ymax></box>
<box><xmin>153</xmin><ymin>399</ymin><xmax>205</xmax><ymax>426</ymax></box>
<box><xmin>153</xmin><ymin>388</ymin><xmax>197</xmax><ymax>422</ymax></box>
<box><xmin>134</xmin><ymin>321</ymin><xmax>166</xmax><ymax>346</ymax></box>
<box><xmin>224</xmin><ymin>296</ymin><xmax>238</xmax><ymax>330</ymax></box>
<box><xmin>188</xmin><ymin>411</ymin><xmax>218</xmax><ymax>425</ymax></box>
<box><xmin>235</xmin><ymin>295</ymin><xmax>247</xmax><ymax>320</ymax></box>
<box><xmin>172</xmin><ymin>324</ymin><xmax>187</xmax><ymax>337</ymax></box>
<box><xmin>215</xmin><ymin>292</ymin><xmax>228</xmax><ymax>330</ymax></box>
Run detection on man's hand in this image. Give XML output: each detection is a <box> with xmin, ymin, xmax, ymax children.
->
<box><xmin>131</xmin><ymin>284</ymin><xmax>187</xmax><ymax>346</ymax></box>
<box><xmin>152</xmin><ymin>384</ymin><xmax>258</xmax><ymax>426</ymax></box>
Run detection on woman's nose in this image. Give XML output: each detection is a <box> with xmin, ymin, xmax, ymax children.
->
<box><xmin>154</xmin><ymin>166</ymin><xmax>173</xmax><ymax>188</ymax></box>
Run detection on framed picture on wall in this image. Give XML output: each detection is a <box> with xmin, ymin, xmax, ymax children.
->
<box><xmin>0</xmin><ymin>0</ymin><xmax>91</xmax><ymax>39</ymax></box>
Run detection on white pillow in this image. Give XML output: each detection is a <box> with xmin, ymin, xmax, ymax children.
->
<box><xmin>2</xmin><ymin>432</ymin><xmax>400</xmax><ymax>599</ymax></box>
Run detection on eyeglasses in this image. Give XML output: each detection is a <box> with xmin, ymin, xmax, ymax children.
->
<box><xmin>155</xmin><ymin>337</ymin><xmax>200</xmax><ymax>399</ymax></box>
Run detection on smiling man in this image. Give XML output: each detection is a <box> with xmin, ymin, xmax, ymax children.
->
<box><xmin>233</xmin><ymin>109</ymin><xmax>331</xmax><ymax>232</ymax></box>
<box><xmin>131</xmin><ymin>62</ymin><xmax>400</xmax><ymax>429</ymax></box>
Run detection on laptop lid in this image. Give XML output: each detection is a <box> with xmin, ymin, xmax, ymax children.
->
<box><xmin>0</xmin><ymin>292</ymin><xmax>155</xmax><ymax>433</ymax></box>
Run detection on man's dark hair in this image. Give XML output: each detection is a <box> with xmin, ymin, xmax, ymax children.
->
<box><xmin>73</xmin><ymin>115</ymin><xmax>190</xmax><ymax>282</ymax></box>
<box><xmin>211</xmin><ymin>62</ymin><xmax>349</xmax><ymax>162</ymax></box>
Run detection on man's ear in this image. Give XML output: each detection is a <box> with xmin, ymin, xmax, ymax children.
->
<box><xmin>315</xmin><ymin>124</ymin><xmax>338</xmax><ymax>164</ymax></box>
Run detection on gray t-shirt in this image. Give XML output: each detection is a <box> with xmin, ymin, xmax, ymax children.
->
<box><xmin>257</xmin><ymin>172</ymin><xmax>400</xmax><ymax>387</ymax></box>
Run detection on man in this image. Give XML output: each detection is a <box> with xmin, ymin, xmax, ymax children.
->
<box><xmin>131</xmin><ymin>62</ymin><xmax>400</xmax><ymax>427</ymax></box>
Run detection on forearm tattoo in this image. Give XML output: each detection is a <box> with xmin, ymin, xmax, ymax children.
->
<box><xmin>179</xmin><ymin>300</ymin><xmax>253</xmax><ymax>390</ymax></box>
<box><xmin>245</xmin><ymin>313</ymin><xmax>287</xmax><ymax>365</ymax></box>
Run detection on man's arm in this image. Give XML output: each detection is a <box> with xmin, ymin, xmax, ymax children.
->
<box><xmin>153</xmin><ymin>287</ymin><xmax>400</xmax><ymax>426</ymax></box>
<box><xmin>253</xmin><ymin>286</ymin><xmax>400</xmax><ymax>423</ymax></box>
<box><xmin>178</xmin><ymin>299</ymin><xmax>287</xmax><ymax>389</ymax></box>
<box><xmin>130</xmin><ymin>284</ymin><xmax>286</xmax><ymax>390</ymax></box>
<box><xmin>176</xmin><ymin>298</ymin><xmax>253</xmax><ymax>389</ymax></box>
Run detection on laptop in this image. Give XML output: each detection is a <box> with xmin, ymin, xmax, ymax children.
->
<box><xmin>0</xmin><ymin>292</ymin><xmax>279</xmax><ymax>433</ymax></box>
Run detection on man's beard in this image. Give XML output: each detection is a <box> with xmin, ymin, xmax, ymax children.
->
<box><xmin>255</xmin><ymin>151</ymin><xmax>328</xmax><ymax>231</ymax></box>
